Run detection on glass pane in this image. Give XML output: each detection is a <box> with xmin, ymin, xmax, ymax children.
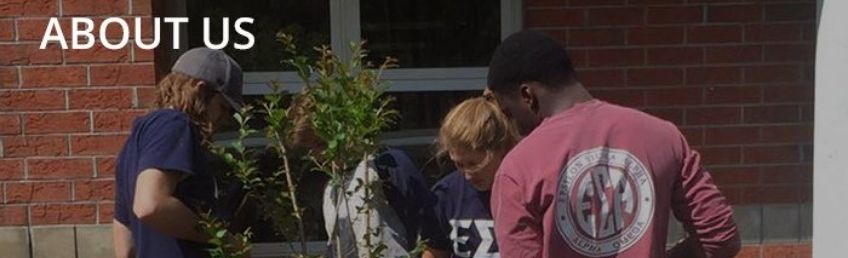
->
<box><xmin>360</xmin><ymin>0</ymin><xmax>501</xmax><ymax>68</ymax></box>
<box><xmin>186</xmin><ymin>0</ymin><xmax>330</xmax><ymax>71</ymax></box>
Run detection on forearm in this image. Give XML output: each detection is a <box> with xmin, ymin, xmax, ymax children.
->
<box><xmin>138</xmin><ymin>196</ymin><xmax>208</xmax><ymax>243</ymax></box>
<box><xmin>422</xmin><ymin>248</ymin><xmax>451</xmax><ymax>258</ymax></box>
<box><xmin>112</xmin><ymin>221</ymin><xmax>135</xmax><ymax>258</ymax></box>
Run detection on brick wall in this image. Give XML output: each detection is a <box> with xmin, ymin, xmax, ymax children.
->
<box><xmin>525</xmin><ymin>0</ymin><xmax>814</xmax><ymax>205</ymax></box>
<box><xmin>0</xmin><ymin>0</ymin><xmax>154</xmax><ymax>228</ymax></box>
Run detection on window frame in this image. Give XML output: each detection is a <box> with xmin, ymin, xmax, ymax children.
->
<box><xmin>182</xmin><ymin>1</ymin><xmax>523</xmax><ymax>256</ymax></box>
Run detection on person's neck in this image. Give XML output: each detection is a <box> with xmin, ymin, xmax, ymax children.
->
<box><xmin>538</xmin><ymin>83</ymin><xmax>594</xmax><ymax>118</ymax></box>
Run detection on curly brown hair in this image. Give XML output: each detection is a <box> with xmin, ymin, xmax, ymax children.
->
<box><xmin>154</xmin><ymin>72</ymin><xmax>217</xmax><ymax>144</ymax></box>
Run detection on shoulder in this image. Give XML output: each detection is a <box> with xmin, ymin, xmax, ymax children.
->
<box><xmin>431</xmin><ymin>170</ymin><xmax>464</xmax><ymax>195</ymax></box>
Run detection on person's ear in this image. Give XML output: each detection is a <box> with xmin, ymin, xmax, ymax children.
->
<box><xmin>519</xmin><ymin>83</ymin><xmax>540</xmax><ymax>114</ymax></box>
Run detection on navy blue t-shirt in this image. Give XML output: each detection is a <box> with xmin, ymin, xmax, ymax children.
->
<box><xmin>426</xmin><ymin>171</ymin><xmax>499</xmax><ymax>258</ymax></box>
<box><xmin>372</xmin><ymin>148</ymin><xmax>434</xmax><ymax>247</ymax></box>
<box><xmin>114</xmin><ymin>109</ymin><xmax>217</xmax><ymax>258</ymax></box>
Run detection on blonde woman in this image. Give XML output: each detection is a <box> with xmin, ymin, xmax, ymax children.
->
<box><xmin>112</xmin><ymin>48</ymin><xmax>244</xmax><ymax>258</ymax></box>
<box><xmin>423</xmin><ymin>96</ymin><xmax>521</xmax><ymax>258</ymax></box>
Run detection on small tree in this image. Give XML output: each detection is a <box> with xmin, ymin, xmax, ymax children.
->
<box><xmin>202</xmin><ymin>34</ymin><xmax>427</xmax><ymax>258</ymax></box>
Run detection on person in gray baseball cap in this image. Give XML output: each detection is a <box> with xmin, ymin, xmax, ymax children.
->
<box><xmin>112</xmin><ymin>47</ymin><xmax>245</xmax><ymax>258</ymax></box>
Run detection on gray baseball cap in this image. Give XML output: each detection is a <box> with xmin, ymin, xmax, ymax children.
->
<box><xmin>171</xmin><ymin>47</ymin><xmax>244</xmax><ymax>110</ymax></box>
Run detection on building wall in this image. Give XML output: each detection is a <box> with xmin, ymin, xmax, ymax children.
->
<box><xmin>0</xmin><ymin>0</ymin><xmax>815</xmax><ymax>257</ymax></box>
<box><xmin>1</xmin><ymin>0</ymin><xmax>154</xmax><ymax>257</ymax></box>
<box><xmin>524</xmin><ymin>0</ymin><xmax>815</xmax><ymax>257</ymax></box>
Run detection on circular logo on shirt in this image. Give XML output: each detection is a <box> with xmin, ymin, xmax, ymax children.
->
<box><xmin>555</xmin><ymin>147</ymin><xmax>655</xmax><ymax>257</ymax></box>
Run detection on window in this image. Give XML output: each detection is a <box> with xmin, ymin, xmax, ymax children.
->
<box><xmin>182</xmin><ymin>0</ymin><xmax>522</xmax><ymax>256</ymax></box>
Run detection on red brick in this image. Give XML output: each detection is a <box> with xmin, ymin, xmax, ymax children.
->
<box><xmin>30</xmin><ymin>203</ymin><xmax>96</xmax><ymax>224</ymax></box>
<box><xmin>761</xmin><ymin>165</ymin><xmax>812</xmax><ymax>184</ymax></box>
<box><xmin>760</xmin><ymin>125</ymin><xmax>812</xmax><ymax>143</ymax></box>
<box><xmin>627</xmin><ymin>27</ymin><xmax>684</xmax><ymax>45</ymax></box>
<box><xmin>704</xmin><ymin>85</ymin><xmax>761</xmax><ymax>104</ymax></box>
<box><xmin>96</xmin><ymin>157</ymin><xmax>117</xmax><ymax>177</ymax></box>
<box><xmin>743</xmin><ymin>186</ymin><xmax>801</xmax><ymax>203</ymax></box>
<box><xmin>68</xmin><ymin>88</ymin><xmax>134</xmax><ymax>109</ymax></box>
<box><xmin>71</xmin><ymin>134</ymin><xmax>127</xmax><ymax>155</ymax></box>
<box><xmin>629</xmin><ymin>0</ymin><xmax>685</xmax><ymax>4</ymax></box>
<box><xmin>0</xmin><ymin>159</ymin><xmax>23</xmax><ymax>180</ymax></box>
<box><xmin>131</xmin><ymin>0</ymin><xmax>152</xmax><ymax>15</ymax></box>
<box><xmin>94</xmin><ymin>110</ymin><xmax>145</xmax><ymax>132</ymax></box>
<box><xmin>0</xmin><ymin>44</ymin><xmax>62</xmax><ymax>65</ymax></box>
<box><xmin>688</xmin><ymin>25</ymin><xmax>743</xmax><ymax>44</ymax></box>
<box><xmin>644</xmin><ymin>87</ymin><xmax>702</xmax><ymax>107</ymax></box>
<box><xmin>761</xmin><ymin>243</ymin><xmax>811</xmax><ymax>258</ymax></box>
<box><xmin>527</xmin><ymin>9</ymin><xmax>585</xmax><ymax>27</ymax></box>
<box><xmin>709</xmin><ymin>167</ymin><xmax>759</xmax><ymax>185</ymax></box>
<box><xmin>99</xmin><ymin>202</ymin><xmax>114</xmax><ymax>223</ymax></box>
<box><xmin>699</xmin><ymin>146</ymin><xmax>742</xmax><ymax>165</ymax></box>
<box><xmin>686</xmin><ymin>66</ymin><xmax>742</xmax><ymax>85</ymax></box>
<box><xmin>0</xmin><ymin>205</ymin><xmax>27</xmax><ymax>225</ymax></box>
<box><xmin>801</xmin><ymin>22</ymin><xmax>816</xmax><ymax>41</ymax></box>
<box><xmin>91</xmin><ymin>64</ymin><xmax>156</xmax><ymax>86</ymax></box>
<box><xmin>745</xmin><ymin>24</ymin><xmax>803</xmax><ymax>42</ymax></box>
<box><xmin>568</xmin><ymin>0</ymin><xmax>624</xmax><ymax>6</ymax></box>
<box><xmin>74</xmin><ymin>180</ymin><xmax>114</xmax><ymax>201</ymax></box>
<box><xmin>628</xmin><ymin>68</ymin><xmax>684</xmax><ymax>87</ymax></box>
<box><xmin>66</xmin><ymin>45</ymin><xmax>130</xmax><ymax>64</ymax></box>
<box><xmin>27</xmin><ymin>158</ymin><xmax>93</xmax><ymax>179</ymax></box>
<box><xmin>764</xmin><ymin>44</ymin><xmax>815</xmax><ymax>62</ymax></box>
<box><xmin>16</xmin><ymin>18</ymin><xmax>71</xmax><ymax>41</ymax></box>
<box><xmin>577</xmin><ymin>69</ymin><xmax>625</xmax><ymax>88</ymax></box>
<box><xmin>586</xmin><ymin>48</ymin><xmax>644</xmax><ymax>67</ymax></box>
<box><xmin>134</xmin><ymin>44</ymin><xmax>155</xmax><ymax>62</ymax></box>
<box><xmin>736</xmin><ymin>245</ymin><xmax>761</xmax><ymax>258</ymax></box>
<box><xmin>538</xmin><ymin>29</ymin><xmax>567</xmax><ymax>46</ymax></box>
<box><xmin>686</xmin><ymin>107</ymin><xmax>741</xmax><ymax>125</ymax></box>
<box><xmin>643</xmin><ymin>108</ymin><xmax>683</xmax><ymax>125</ymax></box>
<box><xmin>136</xmin><ymin>86</ymin><xmax>157</xmax><ymax>108</ymax></box>
<box><xmin>588</xmin><ymin>7</ymin><xmax>644</xmax><ymax>26</ymax></box>
<box><xmin>744</xmin><ymin>105</ymin><xmax>799</xmax><ymax>123</ymax></box>
<box><xmin>0</xmin><ymin>114</ymin><xmax>20</xmax><ymax>135</ymax></box>
<box><xmin>0</xmin><ymin>0</ymin><xmax>57</xmax><ymax>17</ymax></box>
<box><xmin>704</xmin><ymin>126</ymin><xmax>760</xmax><ymax>145</ymax></box>
<box><xmin>647</xmin><ymin>47</ymin><xmax>703</xmax><ymax>65</ymax></box>
<box><xmin>0</xmin><ymin>67</ymin><xmax>19</xmax><ymax>88</ymax></box>
<box><xmin>681</xmin><ymin>127</ymin><xmax>703</xmax><ymax>146</ymax></box>
<box><xmin>0</xmin><ymin>67</ymin><xmax>17</xmax><ymax>88</ymax></box>
<box><xmin>20</xmin><ymin>66</ymin><xmax>87</xmax><ymax>88</ymax></box>
<box><xmin>568</xmin><ymin>28</ymin><xmax>624</xmax><ymax>46</ymax></box>
<box><xmin>0</xmin><ymin>90</ymin><xmax>65</xmax><ymax>111</ymax></box>
<box><xmin>744</xmin><ymin>145</ymin><xmax>799</xmax><ymax>164</ymax></box>
<box><xmin>1</xmin><ymin>135</ymin><xmax>67</xmax><ymax>158</ymax></box>
<box><xmin>24</xmin><ymin>112</ymin><xmax>91</xmax><ymax>134</ymax></box>
<box><xmin>765</xmin><ymin>3</ymin><xmax>815</xmax><ymax>22</ymax></box>
<box><xmin>717</xmin><ymin>186</ymin><xmax>743</xmax><ymax>205</ymax></box>
<box><xmin>705</xmin><ymin>45</ymin><xmax>762</xmax><ymax>64</ymax></box>
<box><xmin>707</xmin><ymin>4</ymin><xmax>762</xmax><ymax>23</ymax></box>
<box><xmin>62</xmin><ymin>0</ymin><xmax>128</xmax><ymax>16</ymax></box>
<box><xmin>0</xmin><ymin>19</ymin><xmax>13</xmax><ymax>40</ymax></box>
<box><xmin>647</xmin><ymin>6</ymin><xmax>702</xmax><ymax>24</ymax></box>
<box><xmin>5</xmin><ymin>182</ymin><xmax>70</xmax><ymax>203</ymax></box>
<box><xmin>569</xmin><ymin>49</ymin><xmax>588</xmax><ymax>68</ymax></box>
<box><xmin>591</xmin><ymin>89</ymin><xmax>644</xmax><ymax>107</ymax></box>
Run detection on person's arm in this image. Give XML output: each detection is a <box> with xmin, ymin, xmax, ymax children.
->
<box><xmin>112</xmin><ymin>220</ymin><xmax>135</xmax><ymax>258</ymax></box>
<box><xmin>491</xmin><ymin>168</ymin><xmax>542</xmax><ymax>258</ymax></box>
<box><xmin>133</xmin><ymin>168</ymin><xmax>209</xmax><ymax>243</ymax></box>
<box><xmin>422</xmin><ymin>248</ymin><xmax>451</xmax><ymax>258</ymax></box>
<box><xmin>668</xmin><ymin>140</ymin><xmax>741</xmax><ymax>258</ymax></box>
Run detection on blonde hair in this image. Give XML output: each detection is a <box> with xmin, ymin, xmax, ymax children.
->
<box><xmin>438</xmin><ymin>96</ymin><xmax>520</xmax><ymax>168</ymax></box>
<box><xmin>154</xmin><ymin>72</ymin><xmax>216</xmax><ymax>144</ymax></box>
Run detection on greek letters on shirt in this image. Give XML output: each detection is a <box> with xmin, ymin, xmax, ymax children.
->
<box><xmin>555</xmin><ymin>147</ymin><xmax>656</xmax><ymax>257</ymax></box>
<box><xmin>449</xmin><ymin>219</ymin><xmax>499</xmax><ymax>258</ymax></box>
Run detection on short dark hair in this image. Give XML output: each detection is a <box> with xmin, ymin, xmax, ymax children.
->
<box><xmin>487</xmin><ymin>30</ymin><xmax>577</xmax><ymax>93</ymax></box>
